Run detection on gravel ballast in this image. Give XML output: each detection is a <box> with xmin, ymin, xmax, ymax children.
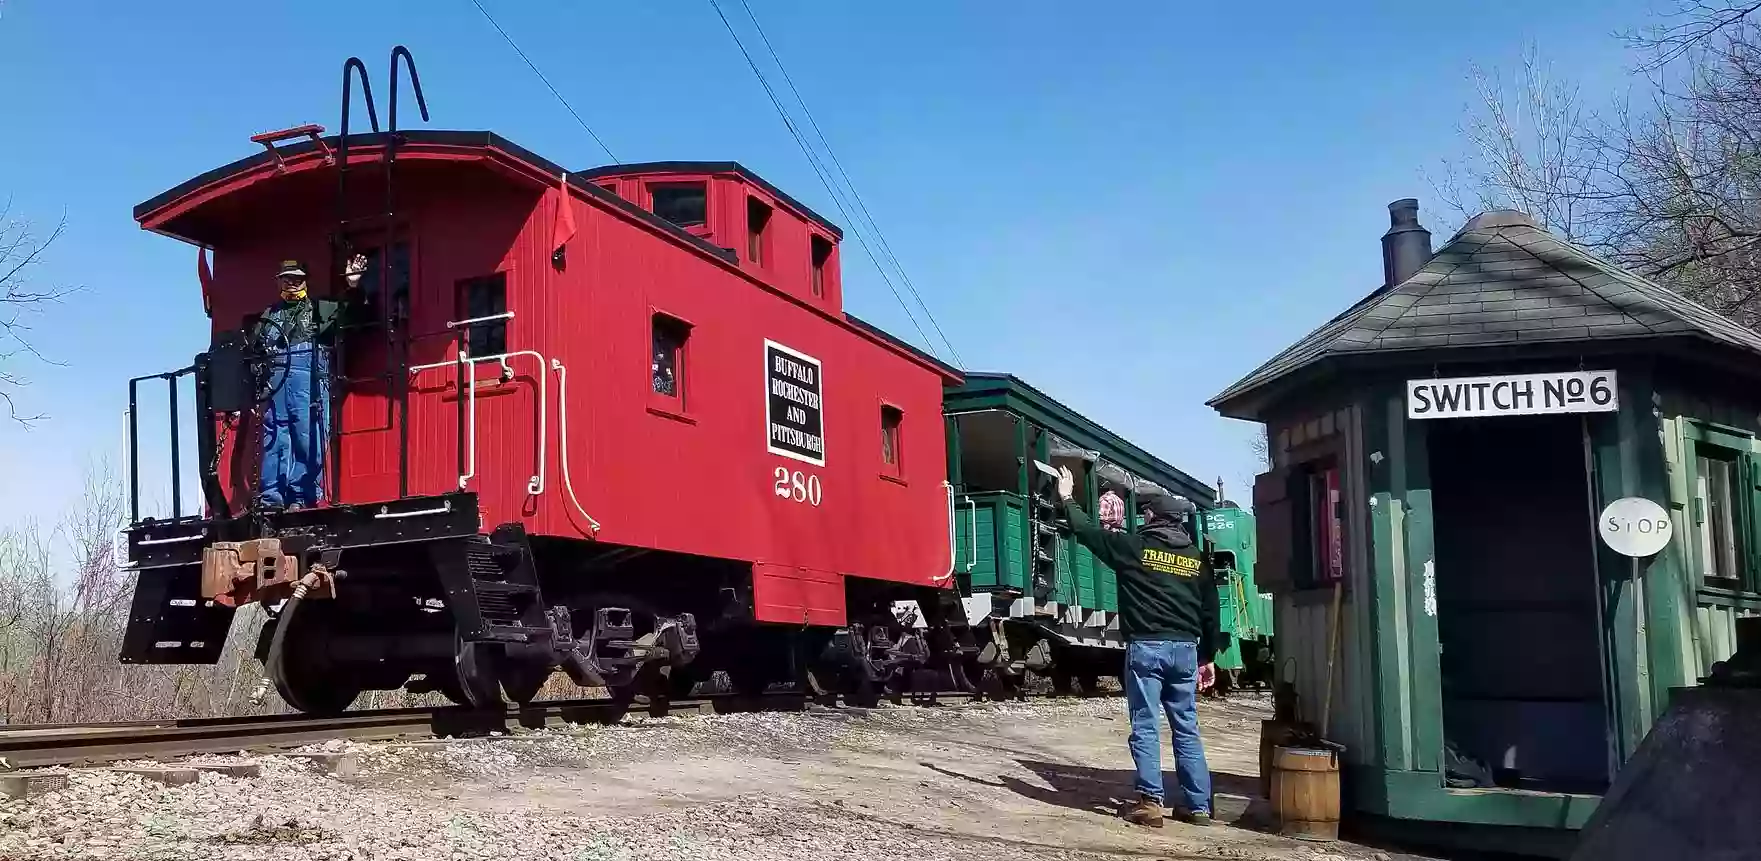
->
<box><xmin>0</xmin><ymin>697</ymin><xmax>1430</xmax><ymax>861</ymax></box>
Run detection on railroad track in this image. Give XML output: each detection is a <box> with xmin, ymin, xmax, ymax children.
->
<box><xmin>0</xmin><ymin>688</ymin><xmax>1065</xmax><ymax>771</ymax></box>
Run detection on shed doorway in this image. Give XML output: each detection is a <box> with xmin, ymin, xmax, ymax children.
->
<box><xmin>1427</xmin><ymin>414</ymin><xmax>1611</xmax><ymax>794</ymax></box>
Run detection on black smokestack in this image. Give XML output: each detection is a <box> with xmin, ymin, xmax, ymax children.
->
<box><xmin>1382</xmin><ymin>198</ymin><xmax>1432</xmax><ymax>288</ymax></box>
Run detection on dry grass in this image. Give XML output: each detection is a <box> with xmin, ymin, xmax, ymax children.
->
<box><xmin>0</xmin><ymin>464</ymin><xmax>622</xmax><ymax>724</ymax></box>
<box><xmin>0</xmin><ymin>468</ymin><xmax>278</xmax><ymax>723</ymax></box>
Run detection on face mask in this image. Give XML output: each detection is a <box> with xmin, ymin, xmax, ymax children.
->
<box><xmin>280</xmin><ymin>282</ymin><xmax>308</xmax><ymax>301</ymax></box>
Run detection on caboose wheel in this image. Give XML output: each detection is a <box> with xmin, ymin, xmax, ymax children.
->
<box><xmin>452</xmin><ymin>631</ymin><xmax>504</xmax><ymax>710</ymax></box>
<box><xmin>500</xmin><ymin>663</ymin><xmax>552</xmax><ymax>706</ymax></box>
<box><xmin>268</xmin><ymin>604</ymin><xmax>362</xmax><ymax>715</ymax></box>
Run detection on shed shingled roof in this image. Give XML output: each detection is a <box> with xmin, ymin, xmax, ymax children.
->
<box><xmin>1207</xmin><ymin>209</ymin><xmax>1761</xmax><ymax>411</ymax></box>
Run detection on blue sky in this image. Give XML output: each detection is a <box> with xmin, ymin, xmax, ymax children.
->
<box><xmin>0</xmin><ymin>0</ymin><xmax>1664</xmax><ymax>528</ymax></box>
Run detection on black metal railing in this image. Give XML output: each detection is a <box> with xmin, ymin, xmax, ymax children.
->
<box><xmin>126</xmin><ymin>367</ymin><xmax>195</xmax><ymax>524</ymax></box>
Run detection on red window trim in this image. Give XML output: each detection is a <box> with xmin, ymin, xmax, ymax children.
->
<box><xmin>647</xmin><ymin>306</ymin><xmax>695</xmax><ymax>418</ymax></box>
<box><xmin>879</xmin><ymin>399</ymin><xmax>905</xmax><ymax>480</ymax></box>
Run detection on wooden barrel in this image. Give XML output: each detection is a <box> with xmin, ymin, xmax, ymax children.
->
<box><xmin>1269</xmin><ymin>745</ymin><xmax>1341</xmax><ymax>841</ymax></box>
<box><xmin>1258</xmin><ymin>719</ymin><xmax>1304</xmax><ymax>798</ymax></box>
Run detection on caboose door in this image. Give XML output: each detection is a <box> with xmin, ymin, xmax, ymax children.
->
<box><xmin>332</xmin><ymin>237</ymin><xmax>414</xmax><ymax>504</ymax></box>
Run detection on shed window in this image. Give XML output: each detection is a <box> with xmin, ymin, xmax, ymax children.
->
<box><xmin>650</xmin><ymin>183</ymin><xmax>707</xmax><ymax>229</ymax></box>
<box><xmin>1303</xmin><ymin>464</ymin><xmax>1343</xmax><ymax>587</ymax></box>
<box><xmin>810</xmin><ymin>235</ymin><xmax>833</xmax><ymax>298</ymax></box>
<box><xmin>747</xmin><ymin>197</ymin><xmax>772</xmax><ymax>265</ymax></box>
<box><xmin>457</xmin><ymin>274</ymin><xmax>507</xmax><ymax>357</ymax></box>
<box><xmin>651</xmin><ymin>314</ymin><xmax>691</xmax><ymax>400</ymax></box>
<box><xmin>881</xmin><ymin>405</ymin><xmax>903</xmax><ymax>470</ymax></box>
<box><xmin>1693</xmin><ymin>445</ymin><xmax>1754</xmax><ymax>590</ymax></box>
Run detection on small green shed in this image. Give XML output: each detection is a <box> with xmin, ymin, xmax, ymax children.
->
<box><xmin>1209</xmin><ymin>200</ymin><xmax>1761</xmax><ymax>856</ymax></box>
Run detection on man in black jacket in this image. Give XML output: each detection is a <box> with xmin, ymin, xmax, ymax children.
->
<box><xmin>1059</xmin><ymin>466</ymin><xmax>1216</xmax><ymax>828</ymax></box>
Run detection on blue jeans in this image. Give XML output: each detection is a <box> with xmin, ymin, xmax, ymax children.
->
<box><xmin>259</xmin><ymin>345</ymin><xmax>330</xmax><ymax>508</ymax></box>
<box><xmin>1124</xmin><ymin>639</ymin><xmax>1212</xmax><ymax>813</ymax></box>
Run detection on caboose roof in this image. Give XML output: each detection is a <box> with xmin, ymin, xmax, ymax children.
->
<box><xmin>133</xmin><ymin>129</ymin><xmax>959</xmax><ymax>383</ymax></box>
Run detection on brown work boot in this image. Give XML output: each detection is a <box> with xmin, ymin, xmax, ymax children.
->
<box><xmin>1122</xmin><ymin>795</ymin><xmax>1165</xmax><ymax>828</ymax></box>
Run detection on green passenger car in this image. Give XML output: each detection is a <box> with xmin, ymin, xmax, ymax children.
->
<box><xmin>943</xmin><ymin>372</ymin><xmax>1272</xmax><ymax>689</ymax></box>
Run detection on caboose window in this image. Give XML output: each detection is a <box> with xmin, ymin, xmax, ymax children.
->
<box><xmin>746</xmin><ymin>196</ymin><xmax>772</xmax><ymax>265</ymax></box>
<box><xmin>650</xmin><ymin>183</ymin><xmax>707</xmax><ymax>229</ymax></box>
<box><xmin>810</xmin><ymin>235</ymin><xmax>833</xmax><ymax>298</ymax></box>
<box><xmin>457</xmin><ymin>274</ymin><xmax>508</xmax><ymax>357</ymax></box>
<box><xmin>651</xmin><ymin>314</ymin><xmax>691</xmax><ymax>400</ymax></box>
<box><xmin>881</xmin><ymin>405</ymin><xmax>904</xmax><ymax>470</ymax></box>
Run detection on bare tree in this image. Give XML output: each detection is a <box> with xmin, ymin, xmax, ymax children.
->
<box><xmin>1428</xmin><ymin>44</ymin><xmax>1612</xmax><ymax>243</ymax></box>
<box><xmin>0</xmin><ymin>200</ymin><xmax>75</xmax><ymax>425</ymax></box>
<box><xmin>1434</xmin><ymin>4</ymin><xmax>1761</xmax><ymax>331</ymax></box>
<box><xmin>1623</xmin><ymin>1</ymin><xmax>1761</xmax><ymax>69</ymax></box>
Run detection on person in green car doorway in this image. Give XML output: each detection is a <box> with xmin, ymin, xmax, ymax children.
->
<box><xmin>1058</xmin><ymin>465</ymin><xmax>1217</xmax><ymax>828</ymax></box>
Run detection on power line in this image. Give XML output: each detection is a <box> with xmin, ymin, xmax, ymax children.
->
<box><xmin>467</xmin><ymin>0</ymin><xmax>618</xmax><ymax>163</ymax></box>
<box><xmin>733</xmin><ymin>0</ymin><xmax>963</xmax><ymax>368</ymax></box>
<box><xmin>706</xmin><ymin>0</ymin><xmax>954</xmax><ymax>364</ymax></box>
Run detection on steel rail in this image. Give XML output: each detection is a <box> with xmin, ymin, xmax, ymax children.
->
<box><xmin>0</xmin><ymin>697</ymin><xmax>691</xmax><ymax>770</ymax></box>
<box><xmin>0</xmin><ymin>688</ymin><xmax>1060</xmax><ymax>771</ymax></box>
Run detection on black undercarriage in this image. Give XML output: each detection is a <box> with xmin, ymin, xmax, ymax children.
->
<box><xmin>120</xmin><ymin>492</ymin><xmax>1083</xmax><ymax>714</ymax></box>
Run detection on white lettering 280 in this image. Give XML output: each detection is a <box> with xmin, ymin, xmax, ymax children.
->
<box><xmin>774</xmin><ymin>467</ymin><xmax>822</xmax><ymax>506</ymax></box>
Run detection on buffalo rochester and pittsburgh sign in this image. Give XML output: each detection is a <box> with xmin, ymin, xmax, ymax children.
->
<box><xmin>1407</xmin><ymin>369</ymin><xmax>1618</xmax><ymax>419</ymax></box>
<box><xmin>765</xmin><ymin>339</ymin><xmax>826</xmax><ymax>465</ymax></box>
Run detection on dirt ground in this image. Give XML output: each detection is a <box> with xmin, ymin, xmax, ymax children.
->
<box><xmin>0</xmin><ymin>693</ymin><xmax>1444</xmax><ymax>861</ymax></box>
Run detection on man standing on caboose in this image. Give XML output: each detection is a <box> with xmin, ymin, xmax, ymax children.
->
<box><xmin>251</xmin><ymin>254</ymin><xmax>366</xmax><ymax>510</ymax></box>
<box><xmin>1058</xmin><ymin>466</ymin><xmax>1217</xmax><ymax>828</ymax></box>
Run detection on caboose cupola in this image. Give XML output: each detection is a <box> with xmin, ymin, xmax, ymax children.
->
<box><xmin>577</xmin><ymin>161</ymin><xmax>844</xmax><ymax>311</ymax></box>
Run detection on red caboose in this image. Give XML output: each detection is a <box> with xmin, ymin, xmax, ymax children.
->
<box><xmin>120</xmin><ymin>53</ymin><xmax>966</xmax><ymax>712</ymax></box>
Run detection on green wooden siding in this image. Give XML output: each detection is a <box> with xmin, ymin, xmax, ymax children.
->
<box><xmin>956</xmin><ymin>492</ymin><xmax>1031</xmax><ymax>594</ymax></box>
<box><xmin>1053</xmin><ymin>533</ymin><xmax>1076</xmax><ymax>605</ymax></box>
<box><xmin>1076</xmin><ymin>545</ymin><xmax>1098</xmax><ymax>609</ymax></box>
<box><xmin>956</xmin><ymin>502</ymin><xmax>999</xmax><ymax>589</ymax></box>
<box><xmin>1002</xmin><ymin>499</ymin><xmax>1027</xmax><ymax>592</ymax></box>
<box><xmin>1656</xmin><ymin>381</ymin><xmax>1761</xmax><ymax>691</ymax></box>
<box><xmin>955</xmin><ymin>489</ymin><xmax>1124</xmax><ymax>612</ymax></box>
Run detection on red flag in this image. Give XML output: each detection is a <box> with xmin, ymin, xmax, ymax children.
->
<box><xmin>197</xmin><ymin>246</ymin><xmax>214</xmax><ymax>317</ymax></box>
<box><xmin>552</xmin><ymin>171</ymin><xmax>577</xmax><ymax>252</ymax></box>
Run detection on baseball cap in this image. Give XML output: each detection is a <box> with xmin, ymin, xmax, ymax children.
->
<box><xmin>1140</xmin><ymin>493</ymin><xmax>1195</xmax><ymax>521</ymax></box>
